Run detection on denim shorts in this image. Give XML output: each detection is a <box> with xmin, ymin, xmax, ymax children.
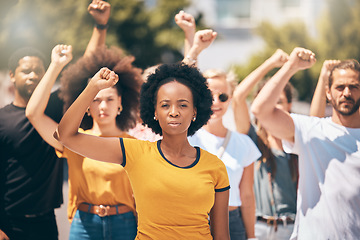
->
<box><xmin>69</xmin><ymin>209</ymin><xmax>137</xmax><ymax>240</ymax></box>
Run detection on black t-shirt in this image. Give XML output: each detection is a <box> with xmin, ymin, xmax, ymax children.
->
<box><xmin>0</xmin><ymin>91</ymin><xmax>64</xmax><ymax>225</ymax></box>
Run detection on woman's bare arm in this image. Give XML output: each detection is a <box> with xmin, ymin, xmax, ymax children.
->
<box><xmin>55</xmin><ymin>68</ymin><xmax>123</xmax><ymax>164</ymax></box>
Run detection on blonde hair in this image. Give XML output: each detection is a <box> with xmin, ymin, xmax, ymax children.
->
<box><xmin>202</xmin><ymin>69</ymin><xmax>238</xmax><ymax>95</ymax></box>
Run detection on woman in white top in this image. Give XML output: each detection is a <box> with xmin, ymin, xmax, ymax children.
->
<box><xmin>188</xmin><ymin>69</ymin><xmax>261</xmax><ymax>240</ymax></box>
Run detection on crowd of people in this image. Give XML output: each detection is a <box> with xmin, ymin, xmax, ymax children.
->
<box><xmin>1</xmin><ymin>1</ymin><xmax>360</xmax><ymax>240</ymax></box>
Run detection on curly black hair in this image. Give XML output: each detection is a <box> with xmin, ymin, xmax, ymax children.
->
<box><xmin>59</xmin><ymin>46</ymin><xmax>143</xmax><ymax>131</ymax></box>
<box><xmin>140</xmin><ymin>62</ymin><xmax>213</xmax><ymax>136</ymax></box>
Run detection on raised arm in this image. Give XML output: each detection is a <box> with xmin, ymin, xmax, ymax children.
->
<box><xmin>84</xmin><ymin>0</ymin><xmax>111</xmax><ymax>57</ymax></box>
<box><xmin>55</xmin><ymin>68</ymin><xmax>123</xmax><ymax>164</ymax></box>
<box><xmin>182</xmin><ymin>29</ymin><xmax>217</xmax><ymax>67</ymax></box>
<box><xmin>251</xmin><ymin>48</ymin><xmax>316</xmax><ymax>143</ymax></box>
<box><xmin>175</xmin><ymin>10</ymin><xmax>196</xmax><ymax>57</ymax></box>
<box><xmin>310</xmin><ymin>60</ymin><xmax>340</xmax><ymax>117</ymax></box>
<box><xmin>232</xmin><ymin>49</ymin><xmax>289</xmax><ymax>134</ymax></box>
<box><xmin>26</xmin><ymin>45</ymin><xmax>73</xmax><ymax>151</ymax></box>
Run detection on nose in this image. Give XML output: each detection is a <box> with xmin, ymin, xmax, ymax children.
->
<box><xmin>212</xmin><ymin>94</ymin><xmax>220</xmax><ymax>104</ymax></box>
<box><xmin>169</xmin><ymin>105</ymin><xmax>179</xmax><ymax>117</ymax></box>
<box><xmin>28</xmin><ymin>71</ymin><xmax>38</xmax><ymax>80</ymax></box>
<box><xmin>343</xmin><ymin>87</ymin><xmax>351</xmax><ymax>97</ymax></box>
<box><xmin>99</xmin><ymin>100</ymin><xmax>107</xmax><ymax>109</ymax></box>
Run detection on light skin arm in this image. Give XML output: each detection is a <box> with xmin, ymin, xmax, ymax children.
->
<box><xmin>175</xmin><ymin>10</ymin><xmax>196</xmax><ymax>57</ymax></box>
<box><xmin>84</xmin><ymin>0</ymin><xmax>111</xmax><ymax>57</ymax></box>
<box><xmin>54</xmin><ymin>68</ymin><xmax>123</xmax><ymax>164</ymax></box>
<box><xmin>210</xmin><ymin>190</ymin><xmax>230</xmax><ymax>240</ymax></box>
<box><xmin>310</xmin><ymin>60</ymin><xmax>340</xmax><ymax>117</ymax></box>
<box><xmin>239</xmin><ymin>163</ymin><xmax>256</xmax><ymax>238</ymax></box>
<box><xmin>232</xmin><ymin>49</ymin><xmax>289</xmax><ymax>134</ymax></box>
<box><xmin>251</xmin><ymin>47</ymin><xmax>316</xmax><ymax>143</ymax></box>
<box><xmin>182</xmin><ymin>29</ymin><xmax>217</xmax><ymax>67</ymax></box>
<box><xmin>25</xmin><ymin>45</ymin><xmax>73</xmax><ymax>152</ymax></box>
<box><xmin>0</xmin><ymin>230</ymin><xmax>9</xmax><ymax>240</ymax></box>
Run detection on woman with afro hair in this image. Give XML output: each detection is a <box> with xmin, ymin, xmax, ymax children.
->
<box><xmin>55</xmin><ymin>30</ymin><xmax>231</xmax><ymax>240</ymax></box>
<box><xmin>27</xmin><ymin>44</ymin><xmax>143</xmax><ymax>240</ymax></box>
<box><xmin>26</xmin><ymin>2</ymin><xmax>143</xmax><ymax>239</ymax></box>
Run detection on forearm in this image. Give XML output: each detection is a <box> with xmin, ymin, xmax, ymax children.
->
<box><xmin>233</xmin><ymin>99</ymin><xmax>251</xmax><ymax>134</ymax></box>
<box><xmin>251</xmin><ymin>62</ymin><xmax>297</xmax><ymax>119</ymax></box>
<box><xmin>26</xmin><ymin>62</ymin><xmax>64</xmax><ymax>120</ymax></box>
<box><xmin>310</xmin><ymin>74</ymin><xmax>327</xmax><ymax>117</ymax></box>
<box><xmin>84</xmin><ymin>27</ymin><xmax>107</xmax><ymax>57</ymax></box>
<box><xmin>233</xmin><ymin>59</ymin><xmax>276</xmax><ymax>101</ymax></box>
<box><xmin>183</xmin><ymin>31</ymin><xmax>195</xmax><ymax>57</ymax></box>
<box><xmin>183</xmin><ymin>43</ymin><xmax>200</xmax><ymax>67</ymax></box>
<box><xmin>240</xmin><ymin>195</ymin><xmax>256</xmax><ymax>238</ymax></box>
<box><xmin>56</xmin><ymin>84</ymin><xmax>98</xmax><ymax>143</ymax></box>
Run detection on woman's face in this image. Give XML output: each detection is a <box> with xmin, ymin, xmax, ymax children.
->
<box><xmin>89</xmin><ymin>87</ymin><xmax>122</xmax><ymax>125</ymax></box>
<box><xmin>154</xmin><ymin>81</ymin><xmax>196</xmax><ymax>136</ymax></box>
<box><xmin>207</xmin><ymin>77</ymin><xmax>231</xmax><ymax>120</ymax></box>
<box><xmin>276</xmin><ymin>91</ymin><xmax>292</xmax><ymax>113</ymax></box>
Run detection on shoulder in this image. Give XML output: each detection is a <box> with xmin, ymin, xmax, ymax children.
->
<box><xmin>230</xmin><ymin>130</ymin><xmax>254</xmax><ymax>143</ymax></box>
<box><xmin>199</xmin><ymin>147</ymin><xmax>225</xmax><ymax>166</ymax></box>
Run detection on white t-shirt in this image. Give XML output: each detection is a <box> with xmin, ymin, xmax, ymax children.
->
<box><xmin>188</xmin><ymin>128</ymin><xmax>261</xmax><ymax>206</ymax></box>
<box><xmin>283</xmin><ymin>114</ymin><xmax>360</xmax><ymax>240</ymax></box>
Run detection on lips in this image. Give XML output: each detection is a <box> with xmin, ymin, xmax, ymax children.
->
<box><xmin>340</xmin><ymin>99</ymin><xmax>355</xmax><ymax>105</ymax></box>
<box><xmin>168</xmin><ymin>122</ymin><xmax>181</xmax><ymax>127</ymax></box>
<box><xmin>99</xmin><ymin>113</ymin><xmax>109</xmax><ymax>118</ymax></box>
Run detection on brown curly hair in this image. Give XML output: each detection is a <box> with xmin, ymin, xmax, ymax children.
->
<box><xmin>59</xmin><ymin>46</ymin><xmax>143</xmax><ymax>131</ymax></box>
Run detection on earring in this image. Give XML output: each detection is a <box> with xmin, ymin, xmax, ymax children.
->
<box><xmin>86</xmin><ymin>108</ymin><xmax>91</xmax><ymax>116</ymax></box>
<box><xmin>153</xmin><ymin>116</ymin><xmax>157</xmax><ymax>121</ymax></box>
<box><xmin>192</xmin><ymin>116</ymin><xmax>196</xmax><ymax>122</ymax></box>
<box><xmin>118</xmin><ymin>105</ymin><xmax>123</xmax><ymax>115</ymax></box>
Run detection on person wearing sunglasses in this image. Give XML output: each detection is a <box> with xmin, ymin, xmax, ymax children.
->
<box><xmin>188</xmin><ymin>69</ymin><xmax>261</xmax><ymax>240</ymax></box>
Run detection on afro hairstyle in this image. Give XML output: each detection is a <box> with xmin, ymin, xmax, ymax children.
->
<box><xmin>140</xmin><ymin>62</ymin><xmax>213</xmax><ymax>136</ymax></box>
<box><xmin>59</xmin><ymin>46</ymin><xmax>143</xmax><ymax>131</ymax></box>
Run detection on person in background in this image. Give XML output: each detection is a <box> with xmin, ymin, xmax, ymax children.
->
<box><xmin>251</xmin><ymin>48</ymin><xmax>360</xmax><ymax>239</ymax></box>
<box><xmin>26</xmin><ymin>43</ymin><xmax>141</xmax><ymax>240</ymax></box>
<box><xmin>0</xmin><ymin>47</ymin><xmax>63</xmax><ymax>240</ymax></box>
<box><xmin>55</xmin><ymin>30</ymin><xmax>231</xmax><ymax>239</ymax></box>
<box><xmin>188</xmin><ymin>68</ymin><xmax>261</xmax><ymax>240</ymax></box>
<box><xmin>232</xmin><ymin>49</ymin><xmax>298</xmax><ymax>240</ymax></box>
<box><xmin>176</xmin><ymin>12</ymin><xmax>260</xmax><ymax>239</ymax></box>
<box><xmin>27</xmin><ymin>1</ymin><xmax>142</xmax><ymax>239</ymax></box>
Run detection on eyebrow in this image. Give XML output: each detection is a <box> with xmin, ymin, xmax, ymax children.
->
<box><xmin>159</xmin><ymin>99</ymin><xmax>190</xmax><ymax>103</ymax></box>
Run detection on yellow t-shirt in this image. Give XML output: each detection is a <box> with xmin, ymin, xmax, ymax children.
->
<box><xmin>120</xmin><ymin>138</ymin><xmax>230</xmax><ymax>240</ymax></box>
<box><xmin>58</xmin><ymin>130</ymin><xmax>136</xmax><ymax>222</ymax></box>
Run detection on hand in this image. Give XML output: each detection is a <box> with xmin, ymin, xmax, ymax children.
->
<box><xmin>88</xmin><ymin>0</ymin><xmax>111</xmax><ymax>25</ymax></box>
<box><xmin>267</xmin><ymin>49</ymin><xmax>289</xmax><ymax>68</ymax></box>
<box><xmin>89</xmin><ymin>67</ymin><xmax>119</xmax><ymax>91</ymax></box>
<box><xmin>320</xmin><ymin>59</ymin><xmax>341</xmax><ymax>79</ymax></box>
<box><xmin>174</xmin><ymin>10</ymin><xmax>196</xmax><ymax>35</ymax></box>
<box><xmin>0</xmin><ymin>229</ymin><xmax>9</xmax><ymax>240</ymax></box>
<box><xmin>51</xmin><ymin>44</ymin><xmax>73</xmax><ymax>67</ymax></box>
<box><xmin>192</xmin><ymin>29</ymin><xmax>217</xmax><ymax>53</ymax></box>
<box><xmin>288</xmin><ymin>47</ymin><xmax>316</xmax><ymax>70</ymax></box>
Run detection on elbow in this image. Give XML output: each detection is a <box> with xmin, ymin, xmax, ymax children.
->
<box><xmin>250</xmin><ymin>103</ymin><xmax>262</xmax><ymax>119</ymax></box>
<box><xmin>25</xmin><ymin>108</ymin><xmax>33</xmax><ymax>120</ymax></box>
<box><xmin>53</xmin><ymin>128</ymin><xmax>61</xmax><ymax>142</ymax></box>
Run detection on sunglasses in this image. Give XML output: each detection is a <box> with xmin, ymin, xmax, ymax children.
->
<box><xmin>213</xmin><ymin>92</ymin><xmax>229</xmax><ymax>102</ymax></box>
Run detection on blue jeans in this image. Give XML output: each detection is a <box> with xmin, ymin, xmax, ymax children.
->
<box><xmin>69</xmin><ymin>209</ymin><xmax>137</xmax><ymax>240</ymax></box>
<box><xmin>229</xmin><ymin>207</ymin><xmax>246</xmax><ymax>240</ymax></box>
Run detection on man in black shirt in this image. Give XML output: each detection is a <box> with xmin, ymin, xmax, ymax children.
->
<box><xmin>0</xmin><ymin>47</ymin><xmax>64</xmax><ymax>240</ymax></box>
